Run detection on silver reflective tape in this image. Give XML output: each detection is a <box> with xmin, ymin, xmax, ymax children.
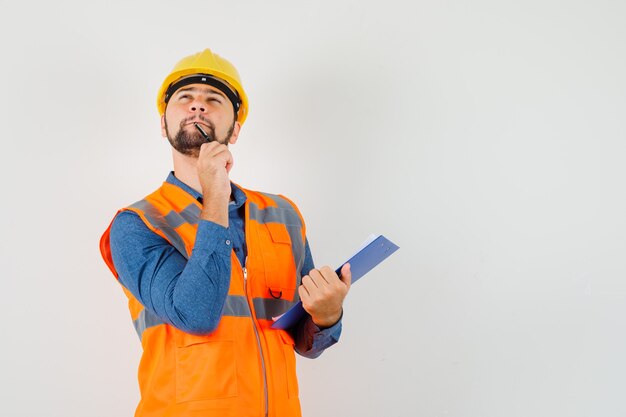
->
<box><xmin>178</xmin><ymin>203</ymin><xmax>202</xmax><ymax>225</ymax></box>
<box><xmin>132</xmin><ymin>296</ymin><xmax>249</xmax><ymax>341</ymax></box>
<box><xmin>163</xmin><ymin>211</ymin><xmax>185</xmax><ymax>229</ymax></box>
<box><xmin>163</xmin><ymin>203</ymin><xmax>201</xmax><ymax>228</ymax></box>
<box><xmin>253</xmin><ymin>297</ymin><xmax>297</xmax><ymax>321</ymax></box>
<box><xmin>222</xmin><ymin>295</ymin><xmax>251</xmax><ymax>317</ymax></box>
<box><xmin>133</xmin><ymin>308</ymin><xmax>165</xmax><ymax>340</ymax></box>
<box><xmin>292</xmin><ymin>271</ymin><xmax>302</xmax><ymax>304</ymax></box>
<box><xmin>129</xmin><ymin>200</ymin><xmax>189</xmax><ymax>259</ymax></box>
<box><xmin>248</xmin><ymin>201</ymin><xmax>302</xmax><ymax>227</ymax></box>
<box><xmin>289</xmin><ymin>224</ymin><xmax>304</xmax><ymax>286</ymax></box>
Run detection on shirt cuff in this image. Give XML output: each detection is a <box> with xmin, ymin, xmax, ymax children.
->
<box><xmin>193</xmin><ymin>220</ymin><xmax>233</xmax><ymax>257</ymax></box>
<box><xmin>307</xmin><ymin>314</ymin><xmax>342</xmax><ymax>338</ymax></box>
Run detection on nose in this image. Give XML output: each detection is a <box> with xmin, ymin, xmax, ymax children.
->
<box><xmin>188</xmin><ymin>98</ymin><xmax>206</xmax><ymax>113</ymax></box>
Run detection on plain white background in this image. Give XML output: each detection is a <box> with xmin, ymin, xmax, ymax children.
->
<box><xmin>1</xmin><ymin>1</ymin><xmax>625</xmax><ymax>416</ymax></box>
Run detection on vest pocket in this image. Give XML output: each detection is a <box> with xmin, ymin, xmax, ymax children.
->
<box><xmin>279</xmin><ymin>330</ymin><xmax>299</xmax><ymax>399</ymax></box>
<box><xmin>175</xmin><ymin>335</ymin><xmax>238</xmax><ymax>402</ymax></box>
<box><xmin>263</xmin><ymin>225</ymin><xmax>298</xmax><ymax>298</ymax></box>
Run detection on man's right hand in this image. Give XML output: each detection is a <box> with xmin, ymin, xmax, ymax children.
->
<box><xmin>197</xmin><ymin>142</ymin><xmax>233</xmax><ymax>227</ymax></box>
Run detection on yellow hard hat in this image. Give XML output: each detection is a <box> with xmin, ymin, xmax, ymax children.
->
<box><xmin>156</xmin><ymin>49</ymin><xmax>249</xmax><ymax>125</ymax></box>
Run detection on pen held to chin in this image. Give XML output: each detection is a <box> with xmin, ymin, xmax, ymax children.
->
<box><xmin>194</xmin><ymin>123</ymin><xmax>210</xmax><ymax>141</ymax></box>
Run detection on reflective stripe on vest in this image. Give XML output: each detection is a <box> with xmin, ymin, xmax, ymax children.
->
<box><xmin>133</xmin><ymin>308</ymin><xmax>165</xmax><ymax>340</ymax></box>
<box><xmin>132</xmin><ymin>293</ymin><xmax>279</xmax><ymax>340</ymax></box>
<box><xmin>224</xmin><ymin>295</ymin><xmax>297</xmax><ymax>321</ymax></box>
<box><xmin>128</xmin><ymin>200</ymin><xmax>194</xmax><ymax>258</ymax></box>
<box><xmin>253</xmin><ymin>297</ymin><xmax>297</xmax><ymax>321</ymax></box>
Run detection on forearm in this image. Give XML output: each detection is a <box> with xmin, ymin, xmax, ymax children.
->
<box><xmin>163</xmin><ymin>222</ymin><xmax>232</xmax><ymax>333</ymax></box>
<box><xmin>110</xmin><ymin>211</ymin><xmax>232</xmax><ymax>334</ymax></box>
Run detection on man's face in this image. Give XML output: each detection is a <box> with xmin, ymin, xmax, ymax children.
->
<box><xmin>161</xmin><ymin>82</ymin><xmax>240</xmax><ymax>157</ymax></box>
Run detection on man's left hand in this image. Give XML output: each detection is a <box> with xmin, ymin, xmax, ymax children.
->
<box><xmin>299</xmin><ymin>263</ymin><xmax>351</xmax><ymax>328</ymax></box>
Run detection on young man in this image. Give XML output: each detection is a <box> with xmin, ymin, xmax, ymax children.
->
<box><xmin>100</xmin><ymin>49</ymin><xmax>351</xmax><ymax>417</ymax></box>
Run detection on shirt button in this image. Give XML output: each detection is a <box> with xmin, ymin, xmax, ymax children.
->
<box><xmin>225</xmin><ymin>239</ymin><xmax>231</xmax><ymax>245</ymax></box>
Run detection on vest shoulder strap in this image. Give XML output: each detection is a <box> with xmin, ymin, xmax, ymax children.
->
<box><xmin>124</xmin><ymin>182</ymin><xmax>201</xmax><ymax>258</ymax></box>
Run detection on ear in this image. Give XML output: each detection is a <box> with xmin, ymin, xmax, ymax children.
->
<box><xmin>160</xmin><ymin>114</ymin><xmax>167</xmax><ymax>137</ymax></box>
<box><xmin>228</xmin><ymin>121</ymin><xmax>241</xmax><ymax>145</ymax></box>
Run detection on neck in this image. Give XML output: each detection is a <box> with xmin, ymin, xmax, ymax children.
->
<box><xmin>171</xmin><ymin>150</ymin><xmax>203</xmax><ymax>194</ymax></box>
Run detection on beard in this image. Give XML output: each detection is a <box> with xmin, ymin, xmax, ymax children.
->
<box><xmin>165</xmin><ymin>115</ymin><xmax>234</xmax><ymax>158</ymax></box>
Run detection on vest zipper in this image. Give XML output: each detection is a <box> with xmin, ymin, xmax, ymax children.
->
<box><xmin>242</xmin><ymin>259</ymin><xmax>269</xmax><ymax>417</ymax></box>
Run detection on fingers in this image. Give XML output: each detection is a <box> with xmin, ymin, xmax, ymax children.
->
<box><xmin>339</xmin><ymin>263</ymin><xmax>352</xmax><ymax>290</ymax></box>
<box><xmin>300</xmin><ymin>266</ymin><xmax>350</xmax><ymax>300</ymax></box>
<box><xmin>298</xmin><ymin>283</ymin><xmax>310</xmax><ymax>300</ymax></box>
<box><xmin>309</xmin><ymin>268</ymin><xmax>328</xmax><ymax>285</ymax></box>
<box><xmin>197</xmin><ymin>143</ymin><xmax>233</xmax><ymax>177</ymax></box>
<box><xmin>199</xmin><ymin>142</ymin><xmax>232</xmax><ymax>163</ymax></box>
<box><xmin>302</xmin><ymin>273</ymin><xmax>319</xmax><ymax>289</ymax></box>
<box><xmin>308</xmin><ymin>265</ymin><xmax>349</xmax><ymax>289</ymax></box>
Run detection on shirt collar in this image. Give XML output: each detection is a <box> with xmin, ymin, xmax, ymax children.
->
<box><xmin>165</xmin><ymin>171</ymin><xmax>247</xmax><ymax>210</ymax></box>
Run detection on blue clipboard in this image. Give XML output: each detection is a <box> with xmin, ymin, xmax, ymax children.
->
<box><xmin>271</xmin><ymin>235</ymin><xmax>400</xmax><ymax>329</ymax></box>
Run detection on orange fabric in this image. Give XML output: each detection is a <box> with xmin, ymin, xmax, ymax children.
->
<box><xmin>100</xmin><ymin>182</ymin><xmax>305</xmax><ymax>417</ymax></box>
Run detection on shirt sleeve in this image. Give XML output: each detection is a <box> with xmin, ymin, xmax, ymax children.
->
<box><xmin>290</xmin><ymin>238</ymin><xmax>343</xmax><ymax>359</ymax></box>
<box><xmin>109</xmin><ymin>210</ymin><xmax>232</xmax><ymax>334</ymax></box>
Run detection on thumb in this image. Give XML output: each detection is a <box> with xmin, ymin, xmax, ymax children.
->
<box><xmin>340</xmin><ymin>263</ymin><xmax>352</xmax><ymax>289</ymax></box>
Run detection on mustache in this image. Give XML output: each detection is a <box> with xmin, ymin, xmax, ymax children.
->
<box><xmin>180</xmin><ymin>115</ymin><xmax>215</xmax><ymax>131</ymax></box>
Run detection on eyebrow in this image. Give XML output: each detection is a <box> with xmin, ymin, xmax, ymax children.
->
<box><xmin>175</xmin><ymin>86</ymin><xmax>226</xmax><ymax>98</ymax></box>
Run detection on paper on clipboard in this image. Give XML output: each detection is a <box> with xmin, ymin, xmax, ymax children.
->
<box><xmin>271</xmin><ymin>234</ymin><xmax>399</xmax><ymax>329</ymax></box>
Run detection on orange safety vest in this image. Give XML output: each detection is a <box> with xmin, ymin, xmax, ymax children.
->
<box><xmin>100</xmin><ymin>181</ymin><xmax>306</xmax><ymax>417</ymax></box>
